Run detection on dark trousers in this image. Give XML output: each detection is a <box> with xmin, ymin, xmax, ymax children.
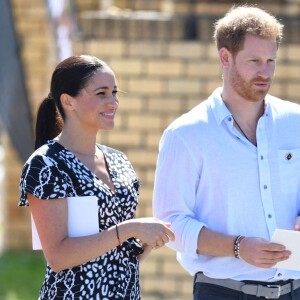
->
<box><xmin>193</xmin><ymin>282</ymin><xmax>300</xmax><ymax>300</ymax></box>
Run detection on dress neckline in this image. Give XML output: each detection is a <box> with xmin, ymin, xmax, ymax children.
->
<box><xmin>49</xmin><ymin>140</ymin><xmax>116</xmax><ymax>195</ymax></box>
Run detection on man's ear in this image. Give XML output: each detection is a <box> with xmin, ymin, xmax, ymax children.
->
<box><xmin>60</xmin><ymin>93</ymin><xmax>75</xmax><ymax>111</ymax></box>
<box><xmin>219</xmin><ymin>47</ymin><xmax>232</xmax><ymax>67</ymax></box>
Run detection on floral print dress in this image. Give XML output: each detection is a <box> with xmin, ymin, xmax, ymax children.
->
<box><xmin>19</xmin><ymin>140</ymin><xmax>143</xmax><ymax>300</ymax></box>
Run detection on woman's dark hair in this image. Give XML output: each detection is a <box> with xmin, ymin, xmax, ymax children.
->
<box><xmin>34</xmin><ymin>55</ymin><xmax>106</xmax><ymax>149</ymax></box>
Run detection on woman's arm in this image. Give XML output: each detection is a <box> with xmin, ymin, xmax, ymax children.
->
<box><xmin>29</xmin><ymin>193</ymin><xmax>120</xmax><ymax>272</ymax></box>
<box><xmin>29</xmin><ymin>193</ymin><xmax>174</xmax><ymax>272</ymax></box>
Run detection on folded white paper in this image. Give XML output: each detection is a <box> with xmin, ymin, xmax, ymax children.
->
<box><xmin>31</xmin><ymin>213</ymin><xmax>42</xmax><ymax>250</ymax></box>
<box><xmin>31</xmin><ymin>196</ymin><xmax>99</xmax><ymax>250</ymax></box>
<box><xmin>271</xmin><ymin>229</ymin><xmax>300</xmax><ymax>271</ymax></box>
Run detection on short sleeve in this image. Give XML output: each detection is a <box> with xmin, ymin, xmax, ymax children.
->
<box><xmin>19</xmin><ymin>154</ymin><xmax>69</xmax><ymax>206</ymax></box>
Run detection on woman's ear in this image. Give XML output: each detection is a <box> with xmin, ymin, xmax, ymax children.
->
<box><xmin>60</xmin><ymin>93</ymin><xmax>75</xmax><ymax>111</ymax></box>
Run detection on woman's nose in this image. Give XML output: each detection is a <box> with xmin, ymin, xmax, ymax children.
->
<box><xmin>108</xmin><ymin>95</ymin><xmax>119</xmax><ymax>107</ymax></box>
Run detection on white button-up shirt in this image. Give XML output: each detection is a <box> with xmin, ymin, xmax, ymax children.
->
<box><xmin>153</xmin><ymin>87</ymin><xmax>300</xmax><ymax>281</ymax></box>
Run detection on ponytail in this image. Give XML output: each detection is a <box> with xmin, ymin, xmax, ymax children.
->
<box><xmin>34</xmin><ymin>97</ymin><xmax>63</xmax><ymax>150</ymax></box>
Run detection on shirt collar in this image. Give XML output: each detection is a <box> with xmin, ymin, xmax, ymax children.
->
<box><xmin>209</xmin><ymin>87</ymin><xmax>231</xmax><ymax>125</ymax></box>
<box><xmin>209</xmin><ymin>87</ymin><xmax>271</xmax><ymax>124</ymax></box>
<box><xmin>264</xmin><ymin>95</ymin><xmax>271</xmax><ymax>116</ymax></box>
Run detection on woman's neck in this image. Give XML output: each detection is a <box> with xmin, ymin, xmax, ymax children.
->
<box><xmin>55</xmin><ymin>128</ymin><xmax>98</xmax><ymax>156</ymax></box>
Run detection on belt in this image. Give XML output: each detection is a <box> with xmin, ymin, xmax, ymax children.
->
<box><xmin>195</xmin><ymin>273</ymin><xmax>300</xmax><ymax>299</ymax></box>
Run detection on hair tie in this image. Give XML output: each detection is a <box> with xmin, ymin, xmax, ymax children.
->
<box><xmin>48</xmin><ymin>92</ymin><xmax>53</xmax><ymax>100</ymax></box>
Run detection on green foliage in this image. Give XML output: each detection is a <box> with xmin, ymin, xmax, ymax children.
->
<box><xmin>0</xmin><ymin>250</ymin><xmax>45</xmax><ymax>300</ymax></box>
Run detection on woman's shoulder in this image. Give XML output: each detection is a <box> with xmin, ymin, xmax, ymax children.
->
<box><xmin>97</xmin><ymin>144</ymin><xmax>134</xmax><ymax>169</ymax></box>
<box><xmin>19</xmin><ymin>141</ymin><xmax>71</xmax><ymax>204</ymax></box>
<box><xmin>24</xmin><ymin>140</ymin><xmax>62</xmax><ymax>169</ymax></box>
<box><xmin>97</xmin><ymin>144</ymin><xmax>125</xmax><ymax>157</ymax></box>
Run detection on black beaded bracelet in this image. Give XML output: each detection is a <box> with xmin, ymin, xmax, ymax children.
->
<box><xmin>115</xmin><ymin>224</ymin><xmax>121</xmax><ymax>245</ymax></box>
<box><xmin>234</xmin><ymin>235</ymin><xmax>245</xmax><ymax>259</ymax></box>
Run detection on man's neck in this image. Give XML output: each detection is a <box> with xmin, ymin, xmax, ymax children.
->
<box><xmin>221</xmin><ymin>92</ymin><xmax>265</xmax><ymax>146</ymax></box>
<box><xmin>221</xmin><ymin>91</ymin><xmax>265</xmax><ymax>125</ymax></box>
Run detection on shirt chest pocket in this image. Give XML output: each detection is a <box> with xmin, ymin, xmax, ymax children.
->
<box><xmin>278</xmin><ymin>148</ymin><xmax>300</xmax><ymax>195</ymax></box>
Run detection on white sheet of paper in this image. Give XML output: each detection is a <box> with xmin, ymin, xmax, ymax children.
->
<box><xmin>31</xmin><ymin>213</ymin><xmax>42</xmax><ymax>250</ymax></box>
<box><xmin>31</xmin><ymin>196</ymin><xmax>99</xmax><ymax>250</ymax></box>
<box><xmin>271</xmin><ymin>229</ymin><xmax>300</xmax><ymax>271</ymax></box>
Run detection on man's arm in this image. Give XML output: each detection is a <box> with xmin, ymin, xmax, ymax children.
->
<box><xmin>197</xmin><ymin>227</ymin><xmax>291</xmax><ymax>268</ymax></box>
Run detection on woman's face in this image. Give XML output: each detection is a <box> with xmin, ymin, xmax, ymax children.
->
<box><xmin>71</xmin><ymin>65</ymin><xmax>119</xmax><ymax>132</ymax></box>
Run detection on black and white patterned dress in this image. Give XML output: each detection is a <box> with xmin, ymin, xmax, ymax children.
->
<box><xmin>19</xmin><ymin>140</ymin><xmax>143</xmax><ymax>300</ymax></box>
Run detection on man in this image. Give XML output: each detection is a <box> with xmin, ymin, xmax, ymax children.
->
<box><xmin>153</xmin><ymin>5</ymin><xmax>300</xmax><ymax>300</ymax></box>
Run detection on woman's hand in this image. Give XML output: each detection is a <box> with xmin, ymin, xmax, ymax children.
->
<box><xmin>138</xmin><ymin>244</ymin><xmax>153</xmax><ymax>263</ymax></box>
<box><xmin>120</xmin><ymin>217</ymin><xmax>175</xmax><ymax>250</ymax></box>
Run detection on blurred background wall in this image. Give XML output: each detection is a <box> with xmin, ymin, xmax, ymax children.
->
<box><xmin>1</xmin><ymin>0</ymin><xmax>300</xmax><ymax>299</ymax></box>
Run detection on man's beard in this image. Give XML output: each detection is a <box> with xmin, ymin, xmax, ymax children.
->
<box><xmin>231</xmin><ymin>66</ymin><xmax>271</xmax><ymax>102</ymax></box>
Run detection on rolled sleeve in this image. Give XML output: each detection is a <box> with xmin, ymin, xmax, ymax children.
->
<box><xmin>169</xmin><ymin>215</ymin><xmax>205</xmax><ymax>258</ymax></box>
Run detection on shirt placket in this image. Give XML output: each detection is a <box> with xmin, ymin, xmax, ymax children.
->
<box><xmin>256</xmin><ymin>114</ymin><xmax>277</xmax><ymax>236</ymax></box>
<box><xmin>257</xmin><ymin>112</ymin><xmax>290</xmax><ymax>280</ymax></box>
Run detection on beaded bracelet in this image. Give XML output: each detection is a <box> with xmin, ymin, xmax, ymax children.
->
<box><xmin>234</xmin><ymin>235</ymin><xmax>245</xmax><ymax>259</ymax></box>
<box><xmin>115</xmin><ymin>224</ymin><xmax>121</xmax><ymax>245</ymax></box>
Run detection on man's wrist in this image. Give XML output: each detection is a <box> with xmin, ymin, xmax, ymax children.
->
<box><xmin>234</xmin><ymin>235</ymin><xmax>245</xmax><ymax>259</ymax></box>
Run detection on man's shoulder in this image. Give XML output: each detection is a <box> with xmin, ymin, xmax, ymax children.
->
<box><xmin>267</xmin><ymin>94</ymin><xmax>300</xmax><ymax>113</ymax></box>
<box><xmin>167</xmin><ymin>99</ymin><xmax>211</xmax><ymax>130</ymax></box>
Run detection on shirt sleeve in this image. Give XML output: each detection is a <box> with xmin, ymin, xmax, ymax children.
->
<box><xmin>153</xmin><ymin>129</ymin><xmax>206</xmax><ymax>257</ymax></box>
<box><xmin>19</xmin><ymin>154</ymin><xmax>69</xmax><ymax>206</ymax></box>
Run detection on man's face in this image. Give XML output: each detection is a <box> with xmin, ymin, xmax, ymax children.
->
<box><xmin>229</xmin><ymin>34</ymin><xmax>278</xmax><ymax>102</ymax></box>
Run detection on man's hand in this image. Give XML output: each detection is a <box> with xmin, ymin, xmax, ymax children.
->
<box><xmin>239</xmin><ymin>237</ymin><xmax>291</xmax><ymax>268</ymax></box>
<box><xmin>294</xmin><ymin>216</ymin><xmax>300</xmax><ymax>231</ymax></box>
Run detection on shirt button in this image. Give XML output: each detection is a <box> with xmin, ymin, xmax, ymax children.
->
<box><xmin>260</xmin><ymin>155</ymin><xmax>264</xmax><ymax>160</ymax></box>
<box><xmin>228</xmin><ymin>117</ymin><xmax>232</xmax><ymax>122</ymax></box>
<box><xmin>264</xmin><ymin>185</ymin><xmax>268</xmax><ymax>189</ymax></box>
<box><xmin>278</xmin><ymin>273</ymin><xmax>282</xmax><ymax>277</ymax></box>
<box><xmin>268</xmin><ymin>214</ymin><xmax>272</xmax><ymax>218</ymax></box>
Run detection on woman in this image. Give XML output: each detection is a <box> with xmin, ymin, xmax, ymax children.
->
<box><xmin>19</xmin><ymin>55</ymin><xmax>174</xmax><ymax>299</ymax></box>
